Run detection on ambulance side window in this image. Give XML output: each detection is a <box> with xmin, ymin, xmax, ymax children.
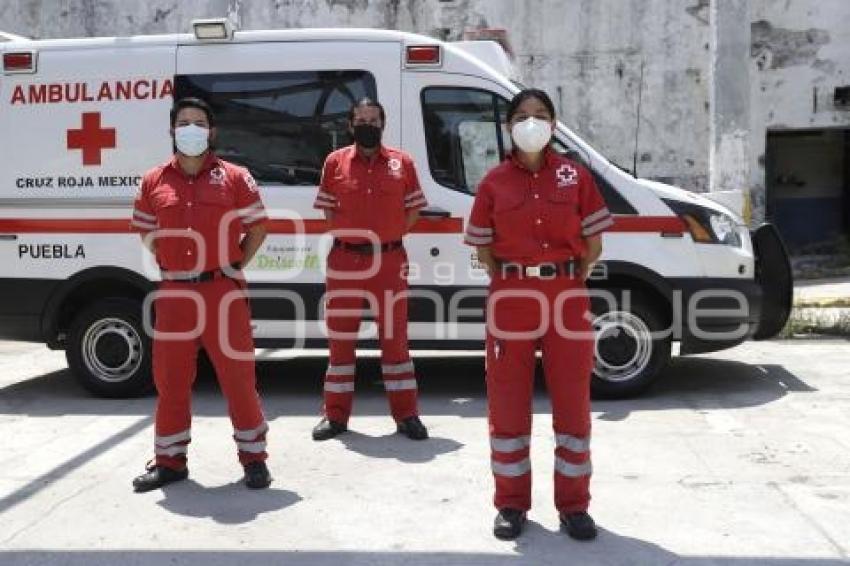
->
<box><xmin>421</xmin><ymin>88</ymin><xmax>509</xmax><ymax>195</ymax></box>
<box><xmin>174</xmin><ymin>70</ymin><xmax>377</xmax><ymax>186</ymax></box>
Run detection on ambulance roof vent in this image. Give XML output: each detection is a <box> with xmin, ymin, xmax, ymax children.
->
<box><xmin>461</xmin><ymin>28</ymin><xmax>514</xmax><ymax>58</ymax></box>
<box><xmin>191</xmin><ymin>18</ymin><xmax>235</xmax><ymax>42</ymax></box>
<box><xmin>452</xmin><ymin>29</ymin><xmax>517</xmax><ymax>82</ymax></box>
<box><xmin>0</xmin><ymin>31</ymin><xmax>31</xmax><ymax>43</ymax></box>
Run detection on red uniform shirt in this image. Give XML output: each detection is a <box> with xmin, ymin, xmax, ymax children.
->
<box><xmin>464</xmin><ymin>149</ymin><xmax>613</xmax><ymax>263</ymax></box>
<box><xmin>130</xmin><ymin>153</ymin><xmax>268</xmax><ymax>273</ymax></box>
<box><xmin>313</xmin><ymin>145</ymin><xmax>427</xmax><ymax>243</ymax></box>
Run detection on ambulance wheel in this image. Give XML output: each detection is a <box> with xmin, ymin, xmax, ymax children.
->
<box><xmin>66</xmin><ymin>298</ymin><xmax>153</xmax><ymax>398</ymax></box>
<box><xmin>590</xmin><ymin>291</ymin><xmax>671</xmax><ymax>399</ymax></box>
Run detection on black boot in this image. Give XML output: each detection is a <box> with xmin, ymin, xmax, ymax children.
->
<box><xmin>132</xmin><ymin>463</ymin><xmax>188</xmax><ymax>493</ymax></box>
<box><xmin>560</xmin><ymin>511</ymin><xmax>598</xmax><ymax>541</ymax></box>
<box><xmin>243</xmin><ymin>461</ymin><xmax>272</xmax><ymax>489</ymax></box>
<box><xmin>312</xmin><ymin>417</ymin><xmax>348</xmax><ymax>441</ymax></box>
<box><xmin>493</xmin><ymin>508</ymin><xmax>527</xmax><ymax>540</ymax></box>
<box><xmin>396</xmin><ymin>415</ymin><xmax>428</xmax><ymax>440</ymax></box>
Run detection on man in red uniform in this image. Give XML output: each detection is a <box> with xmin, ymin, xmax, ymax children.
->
<box><xmin>465</xmin><ymin>89</ymin><xmax>613</xmax><ymax>541</ymax></box>
<box><xmin>130</xmin><ymin>97</ymin><xmax>272</xmax><ymax>492</ymax></box>
<box><xmin>311</xmin><ymin>97</ymin><xmax>429</xmax><ymax>441</ymax></box>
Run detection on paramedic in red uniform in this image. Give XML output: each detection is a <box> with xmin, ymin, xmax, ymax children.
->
<box><xmin>311</xmin><ymin>97</ymin><xmax>429</xmax><ymax>441</ymax></box>
<box><xmin>465</xmin><ymin>89</ymin><xmax>613</xmax><ymax>540</ymax></box>
<box><xmin>130</xmin><ymin>97</ymin><xmax>272</xmax><ymax>492</ymax></box>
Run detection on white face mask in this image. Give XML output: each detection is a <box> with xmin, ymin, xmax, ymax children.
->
<box><xmin>174</xmin><ymin>124</ymin><xmax>210</xmax><ymax>157</ymax></box>
<box><xmin>511</xmin><ymin>117</ymin><xmax>552</xmax><ymax>153</ymax></box>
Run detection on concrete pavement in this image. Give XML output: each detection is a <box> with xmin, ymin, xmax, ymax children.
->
<box><xmin>1</xmin><ymin>339</ymin><xmax>849</xmax><ymax>565</ymax></box>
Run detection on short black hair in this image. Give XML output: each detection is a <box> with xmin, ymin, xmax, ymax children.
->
<box><xmin>170</xmin><ymin>97</ymin><xmax>216</xmax><ymax>128</ymax></box>
<box><xmin>506</xmin><ymin>88</ymin><xmax>556</xmax><ymax>122</ymax></box>
<box><xmin>348</xmin><ymin>97</ymin><xmax>386</xmax><ymax>124</ymax></box>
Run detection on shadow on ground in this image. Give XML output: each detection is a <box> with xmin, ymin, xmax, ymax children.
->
<box><xmin>157</xmin><ymin>479</ymin><xmax>302</xmax><ymax>524</ymax></box>
<box><xmin>0</xmin><ymin>351</ymin><xmax>816</xmax><ymax>420</ymax></box>
<box><xmin>336</xmin><ymin>430</ymin><xmax>463</xmax><ymax>463</ymax></box>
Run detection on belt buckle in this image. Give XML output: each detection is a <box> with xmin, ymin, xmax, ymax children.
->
<box><xmin>525</xmin><ymin>265</ymin><xmax>542</xmax><ymax>278</ymax></box>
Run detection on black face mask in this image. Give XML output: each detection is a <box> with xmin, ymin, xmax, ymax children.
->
<box><xmin>352</xmin><ymin>124</ymin><xmax>382</xmax><ymax>149</ymax></box>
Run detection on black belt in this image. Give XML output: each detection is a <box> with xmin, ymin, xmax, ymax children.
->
<box><xmin>333</xmin><ymin>239</ymin><xmax>403</xmax><ymax>254</ymax></box>
<box><xmin>500</xmin><ymin>259</ymin><xmax>579</xmax><ymax>278</ymax></box>
<box><xmin>161</xmin><ymin>262</ymin><xmax>242</xmax><ymax>284</ymax></box>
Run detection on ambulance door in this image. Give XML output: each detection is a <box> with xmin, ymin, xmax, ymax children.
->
<box><xmin>176</xmin><ymin>41</ymin><xmax>401</xmax><ymax>344</ymax></box>
<box><xmin>399</xmin><ymin>72</ymin><xmax>514</xmax><ymax>343</ymax></box>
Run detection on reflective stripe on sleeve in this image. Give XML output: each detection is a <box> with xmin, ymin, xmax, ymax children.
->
<box><xmin>241</xmin><ymin>210</ymin><xmax>268</xmax><ymax>225</ymax></box>
<box><xmin>581</xmin><ymin>208</ymin><xmax>611</xmax><ymax>227</ymax></box>
<box><xmin>237</xmin><ymin>201</ymin><xmax>264</xmax><ymax>217</ymax></box>
<box><xmin>405</xmin><ymin>197</ymin><xmax>427</xmax><ymax>209</ymax></box>
<box><xmin>582</xmin><ymin>216</ymin><xmax>614</xmax><ymax>237</ymax></box>
<box><xmin>314</xmin><ymin>198</ymin><xmax>337</xmax><ymax>209</ymax></box>
<box><xmin>133</xmin><ymin>209</ymin><xmax>157</xmax><ymax>222</ymax></box>
<box><xmin>464</xmin><ymin>234</ymin><xmax>493</xmax><ymax>246</ymax></box>
<box><xmin>131</xmin><ymin>218</ymin><xmax>157</xmax><ymax>231</ymax></box>
<box><xmin>466</xmin><ymin>224</ymin><xmax>494</xmax><ymax>236</ymax></box>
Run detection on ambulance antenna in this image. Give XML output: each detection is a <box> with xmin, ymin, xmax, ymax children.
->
<box><xmin>631</xmin><ymin>59</ymin><xmax>645</xmax><ymax>179</ymax></box>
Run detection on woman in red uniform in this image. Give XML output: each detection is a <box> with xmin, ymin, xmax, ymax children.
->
<box><xmin>465</xmin><ymin>89</ymin><xmax>613</xmax><ymax>540</ymax></box>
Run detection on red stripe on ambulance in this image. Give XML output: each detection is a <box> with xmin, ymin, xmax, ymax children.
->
<box><xmin>0</xmin><ymin>216</ymin><xmax>680</xmax><ymax>235</ymax></box>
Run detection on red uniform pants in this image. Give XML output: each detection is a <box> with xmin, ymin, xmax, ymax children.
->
<box><xmin>486</xmin><ymin>273</ymin><xmax>594</xmax><ymax>513</ymax></box>
<box><xmin>322</xmin><ymin>246</ymin><xmax>418</xmax><ymax>423</ymax></box>
<box><xmin>152</xmin><ymin>277</ymin><xmax>268</xmax><ymax>469</ymax></box>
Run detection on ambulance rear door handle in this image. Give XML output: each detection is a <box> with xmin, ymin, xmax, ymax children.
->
<box><xmin>420</xmin><ymin>207</ymin><xmax>450</xmax><ymax>219</ymax></box>
<box><xmin>0</xmin><ymin>235</ymin><xmax>18</xmax><ymax>241</ymax></box>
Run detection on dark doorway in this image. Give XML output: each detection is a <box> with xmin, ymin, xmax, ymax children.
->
<box><xmin>765</xmin><ymin>128</ymin><xmax>849</xmax><ymax>254</ymax></box>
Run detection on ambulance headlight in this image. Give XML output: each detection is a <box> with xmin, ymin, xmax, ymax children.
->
<box><xmin>709</xmin><ymin>212</ymin><xmax>742</xmax><ymax>247</ymax></box>
<box><xmin>663</xmin><ymin>199</ymin><xmax>743</xmax><ymax>247</ymax></box>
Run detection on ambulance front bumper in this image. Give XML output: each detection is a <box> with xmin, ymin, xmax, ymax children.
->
<box><xmin>675</xmin><ymin>223</ymin><xmax>792</xmax><ymax>354</ymax></box>
<box><xmin>675</xmin><ymin>277</ymin><xmax>762</xmax><ymax>355</ymax></box>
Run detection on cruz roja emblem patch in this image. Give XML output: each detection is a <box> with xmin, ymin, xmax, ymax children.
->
<box><xmin>555</xmin><ymin>163</ymin><xmax>578</xmax><ymax>188</ymax></box>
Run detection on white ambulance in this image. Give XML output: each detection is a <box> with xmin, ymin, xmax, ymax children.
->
<box><xmin>0</xmin><ymin>21</ymin><xmax>792</xmax><ymax>399</ymax></box>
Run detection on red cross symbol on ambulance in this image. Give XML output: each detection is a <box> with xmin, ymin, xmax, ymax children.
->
<box><xmin>67</xmin><ymin>112</ymin><xmax>116</xmax><ymax>166</ymax></box>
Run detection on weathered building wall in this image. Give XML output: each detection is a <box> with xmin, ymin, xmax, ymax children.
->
<box><xmin>470</xmin><ymin>1</ymin><xmax>712</xmax><ymax>194</ymax></box>
<box><xmin>2</xmin><ymin>0</ymin><xmax>850</xmax><ymax>224</ymax></box>
<box><xmin>749</xmin><ymin>0</ymin><xmax>850</xmax><ymax>221</ymax></box>
<box><xmin>709</xmin><ymin>0</ymin><xmax>751</xmax><ymax>196</ymax></box>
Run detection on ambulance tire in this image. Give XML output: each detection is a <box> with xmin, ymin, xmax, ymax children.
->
<box><xmin>589</xmin><ymin>291</ymin><xmax>671</xmax><ymax>399</ymax></box>
<box><xmin>66</xmin><ymin>298</ymin><xmax>154</xmax><ymax>398</ymax></box>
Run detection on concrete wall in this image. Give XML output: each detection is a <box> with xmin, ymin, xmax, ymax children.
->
<box><xmin>2</xmin><ymin>0</ymin><xmax>850</xmax><ymax>224</ymax></box>
<box><xmin>750</xmin><ymin>0</ymin><xmax>850</xmax><ymax>220</ymax></box>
